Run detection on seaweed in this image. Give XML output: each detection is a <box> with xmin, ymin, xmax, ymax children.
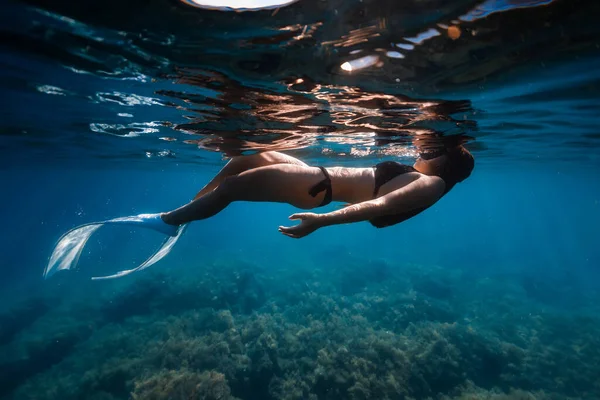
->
<box><xmin>3</xmin><ymin>258</ymin><xmax>599</xmax><ymax>400</ymax></box>
<box><xmin>132</xmin><ymin>369</ymin><xmax>239</xmax><ymax>400</ymax></box>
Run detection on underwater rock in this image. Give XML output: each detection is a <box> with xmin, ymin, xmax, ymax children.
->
<box><xmin>100</xmin><ymin>275</ymin><xmax>220</xmax><ymax>323</ymax></box>
<box><xmin>519</xmin><ymin>272</ymin><xmax>586</xmax><ymax>309</ymax></box>
<box><xmin>0</xmin><ymin>332</ymin><xmax>81</xmax><ymax>399</ymax></box>
<box><xmin>413</xmin><ymin>276</ymin><xmax>454</xmax><ymax>300</ymax></box>
<box><xmin>440</xmin><ymin>383</ymin><xmax>560</xmax><ymax>399</ymax></box>
<box><xmin>132</xmin><ymin>369</ymin><xmax>239</xmax><ymax>400</ymax></box>
<box><xmin>0</xmin><ymin>298</ymin><xmax>51</xmax><ymax>346</ymax></box>
<box><xmin>340</xmin><ymin>259</ymin><xmax>392</xmax><ymax>296</ymax></box>
<box><xmin>100</xmin><ymin>278</ymin><xmax>162</xmax><ymax>323</ymax></box>
<box><xmin>5</xmin><ymin>261</ymin><xmax>600</xmax><ymax>400</ymax></box>
<box><xmin>268</xmin><ymin>376</ymin><xmax>315</xmax><ymax>400</ymax></box>
<box><xmin>219</xmin><ymin>269</ymin><xmax>266</xmax><ymax>315</ymax></box>
<box><xmin>407</xmin><ymin>334</ymin><xmax>464</xmax><ymax>396</ymax></box>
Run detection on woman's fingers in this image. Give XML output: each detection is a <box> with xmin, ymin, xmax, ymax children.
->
<box><xmin>278</xmin><ymin>225</ymin><xmax>304</xmax><ymax>238</ymax></box>
<box><xmin>289</xmin><ymin>213</ymin><xmax>307</xmax><ymax>220</ymax></box>
<box><xmin>280</xmin><ymin>213</ymin><xmax>320</xmax><ymax>238</ymax></box>
<box><xmin>278</xmin><ymin>226</ymin><xmax>299</xmax><ymax>238</ymax></box>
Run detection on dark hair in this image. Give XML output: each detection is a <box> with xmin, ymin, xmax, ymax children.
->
<box><xmin>437</xmin><ymin>146</ymin><xmax>474</xmax><ymax>193</ymax></box>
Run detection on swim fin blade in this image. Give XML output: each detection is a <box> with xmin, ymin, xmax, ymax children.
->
<box><xmin>91</xmin><ymin>223</ymin><xmax>187</xmax><ymax>280</ymax></box>
<box><xmin>43</xmin><ymin>216</ymin><xmax>187</xmax><ymax>280</ymax></box>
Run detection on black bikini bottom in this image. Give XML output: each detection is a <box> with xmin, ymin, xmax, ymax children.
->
<box><xmin>308</xmin><ymin>166</ymin><xmax>332</xmax><ymax>207</ymax></box>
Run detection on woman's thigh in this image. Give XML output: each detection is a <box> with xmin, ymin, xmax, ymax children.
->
<box><xmin>224</xmin><ymin>163</ymin><xmax>326</xmax><ymax>209</ymax></box>
<box><xmin>253</xmin><ymin>151</ymin><xmax>309</xmax><ymax>167</ymax></box>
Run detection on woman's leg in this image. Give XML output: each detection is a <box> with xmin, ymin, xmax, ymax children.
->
<box><xmin>193</xmin><ymin>151</ymin><xmax>308</xmax><ymax>199</ymax></box>
<box><xmin>163</xmin><ymin>163</ymin><xmax>325</xmax><ymax>226</ymax></box>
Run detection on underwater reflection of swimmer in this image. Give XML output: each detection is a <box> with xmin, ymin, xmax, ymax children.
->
<box><xmin>44</xmin><ymin>146</ymin><xmax>473</xmax><ymax>279</ymax></box>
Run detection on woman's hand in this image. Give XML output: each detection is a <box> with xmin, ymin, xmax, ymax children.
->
<box><xmin>278</xmin><ymin>213</ymin><xmax>324</xmax><ymax>239</ymax></box>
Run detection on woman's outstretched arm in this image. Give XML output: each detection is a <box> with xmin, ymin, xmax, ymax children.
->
<box><xmin>278</xmin><ymin>175</ymin><xmax>445</xmax><ymax>238</ymax></box>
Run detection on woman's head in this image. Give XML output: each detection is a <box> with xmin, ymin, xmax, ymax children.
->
<box><xmin>414</xmin><ymin>145</ymin><xmax>474</xmax><ymax>191</ymax></box>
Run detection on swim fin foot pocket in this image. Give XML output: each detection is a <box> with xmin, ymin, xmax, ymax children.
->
<box><xmin>43</xmin><ymin>214</ymin><xmax>187</xmax><ymax>280</ymax></box>
<box><xmin>111</xmin><ymin>213</ymin><xmax>180</xmax><ymax>237</ymax></box>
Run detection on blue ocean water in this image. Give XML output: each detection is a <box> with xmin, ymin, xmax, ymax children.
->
<box><xmin>1</xmin><ymin>0</ymin><xmax>600</xmax><ymax>399</ymax></box>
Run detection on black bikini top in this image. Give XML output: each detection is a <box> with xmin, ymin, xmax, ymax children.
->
<box><xmin>372</xmin><ymin>161</ymin><xmax>417</xmax><ymax>198</ymax></box>
<box><xmin>369</xmin><ymin>155</ymin><xmax>457</xmax><ymax>228</ymax></box>
<box><xmin>369</xmin><ymin>161</ymin><xmax>425</xmax><ymax>228</ymax></box>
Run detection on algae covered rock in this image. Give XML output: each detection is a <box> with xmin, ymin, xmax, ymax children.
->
<box><xmin>132</xmin><ymin>369</ymin><xmax>238</xmax><ymax>400</ymax></box>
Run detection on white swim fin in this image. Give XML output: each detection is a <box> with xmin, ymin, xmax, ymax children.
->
<box><xmin>43</xmin><ymin>215</ymin><xmax>187</xmax><ymax>280</ymax></box>
<box><xmin>104</xmin><ymin>213</ymin><xmax>180</xmax><ymax>237</ymax></box>
<box><xmin>91</xmin><ymin>223</ymin><xmax>187</xmax><ymax>280</ymax></box>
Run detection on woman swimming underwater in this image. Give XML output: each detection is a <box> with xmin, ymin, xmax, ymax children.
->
<box><xmin>44</xmin><ymin>146</ymin><xmax>474</xmax><ymax>279</ymax></box>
